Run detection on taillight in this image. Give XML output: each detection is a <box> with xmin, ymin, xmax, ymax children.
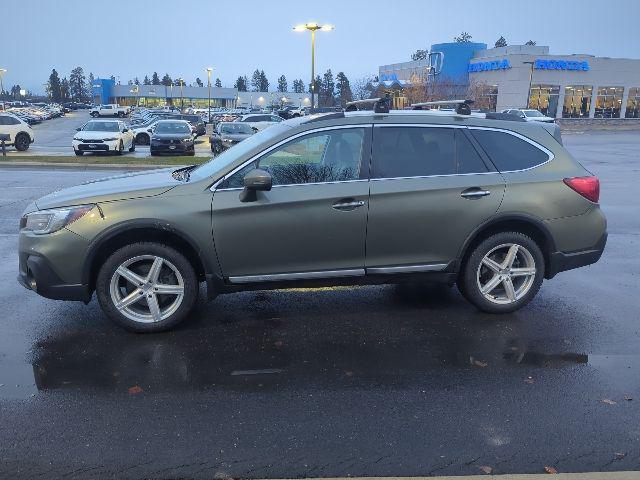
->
<box><xmin>563</xmin><ymin>176</ymin><xmax>600</xmax><ymax>203</ymax></box>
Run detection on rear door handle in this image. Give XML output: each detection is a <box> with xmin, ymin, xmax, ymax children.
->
<box><xmin>332</xmin><ymin>199</ymin><xmax>365</xmax><ymax>211</ymax></box>
<box><xmin>461</xmin><ymin>188</ymin><xmax>491</xmax><ymax>199</ymax></box>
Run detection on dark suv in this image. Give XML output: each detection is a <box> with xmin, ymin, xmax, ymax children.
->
<box><xmin>18</xmin><ymin>105</ymin><xmax>606</xmax><ymax>332</ymax></box>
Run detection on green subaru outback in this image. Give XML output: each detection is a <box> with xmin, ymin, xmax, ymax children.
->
<box><xmin>18</xmin><ymin>103</ymin><xmax>606</xmax><ymax>332</ymax></box>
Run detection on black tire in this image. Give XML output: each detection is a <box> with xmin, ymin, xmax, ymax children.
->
<box><xmin>136</xmin><ymin>133</ymin><xmax>149</xmax><ymax>145</ymax></box>
<box><xmin>96</xmin><ymin>242</ymin><xmax>199</xmax><ymax>333</ymax></box>
<box><xmin>118</xmin><ymin>112</ymin><xmax>125</xmax><ymax>118</ymax></box>
<box><xmin>116</xmin><ymin>140</ymin><xmax>124</xmax><ymax>155</ymax></box>
<box><xmin>187</xmin><ymin>150</ymin><xmax>195</xmax><ymax>156</ymax></box>
<box><xmin>458</xmin><ymin>231</ymin><xmax>545</xmax><ymax>314</ymax></box>
<box><xmin>74</xmin><ymin>149</ymin><xmax>84</xmax><ymax>156</ymax></box>
<box><xmin>14</xmin><ymin>133</ymin><xmax>30</xmax><ymax>151</ymax></box>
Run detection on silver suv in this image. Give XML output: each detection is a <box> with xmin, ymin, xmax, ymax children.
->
<box><xmin>18</xmin><ymin>101</ymin><xmax>607</xmax><ymax>332</ymax></box>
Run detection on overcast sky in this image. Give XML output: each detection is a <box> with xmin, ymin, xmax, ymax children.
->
<box><xmin>3</xmin><ymin>0</ymin><xmax>639</xmax><ymax>93</ymax></box>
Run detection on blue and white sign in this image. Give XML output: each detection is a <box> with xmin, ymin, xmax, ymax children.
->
<box><xmin>379</xmin><ymin>73</ymin><xmax>400</xmax><ymax>82</ymax></box>
<box><xmin>535</xmin><ymin>59</ymin><xmax>589</xmax><ymax>71</ymax></box>
<box><xmin>468</xmin><ymin>59</ymin><xmax>511</xmax><ymax>72</ymax></box>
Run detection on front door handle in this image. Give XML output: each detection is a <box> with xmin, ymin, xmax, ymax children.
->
<box><xmin>332</xmin><ymin>199</ymin><xmax>365</xmax><ymax>211</ymax></box>
<box><xmin>461</xmin><ymin>188</ymin><xmax>491</xmax><ymax>199</ymax></box>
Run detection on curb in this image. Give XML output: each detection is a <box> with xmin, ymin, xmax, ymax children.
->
<box><xmin>0</xmin><ymin>161</ymin><xmax>188</xmax><ymax>170</ymax></box>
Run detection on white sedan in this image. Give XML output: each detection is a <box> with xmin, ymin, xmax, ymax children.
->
<box><xmin>237</xmin><ymin>114</ymin><xmax>284</xmax><ymax>131</ymax></box>
<box><xmin>501</xmin><ymin>108</ymin><xmax>556</xmax><ymax>123</ymax></box>
<box><xmin>73</xmin><ymin>120</ymin><xmax>135</xmax><ymax>156</ymax></box>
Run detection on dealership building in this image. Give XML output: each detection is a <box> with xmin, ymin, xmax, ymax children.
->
<box><xmin>379</xmin><ymin>42</ymin><xmax>640</xmax><ymax>119</ymax></box>
<box><xmin>91</xmin><ymin>79</ymin><xmax>314</xmax><ymax>109</ymax></box>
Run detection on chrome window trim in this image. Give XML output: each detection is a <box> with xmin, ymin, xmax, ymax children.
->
<box><xmin>211</xmin><ymin>124</ymin><xmax>371</xmax><ymax>192</ymax></box>
<box><xmin>229</xmin><ymin>268</ymin><xmax>365</xmax><ymax>284</ymax></box>
<box><xmin>366</xmin><ymin>264</ymin><xmax>448</xmax><ymax>274</ymax></box>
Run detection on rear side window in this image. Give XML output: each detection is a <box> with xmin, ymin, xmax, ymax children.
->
<box><xmin>470</xmin><ymin>129</ymin><xmax>550</xmax><ymax>171</ymax></box>
<box><xmin>372</xmin><ymin>127</ymin><xmax>489</xmax><ymax>178</ymax></box>
<box><xmin>372</xmin><ymin>127</ymin><xmax>455</xmax><ymax>178</ymax></box>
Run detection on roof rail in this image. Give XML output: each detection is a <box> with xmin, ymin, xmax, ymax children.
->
<box><xmin>411</xmin><ymin>99</ymin><xmax>474</xmax><ymax>115</ymax></box>
<box><xmin>345</xmin><ymin>96</ymin><xmax>391</xmax><ymax>114</ymax></box>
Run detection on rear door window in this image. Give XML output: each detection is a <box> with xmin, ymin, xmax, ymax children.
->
<box><xmin>470</xmin><ymin>129</ymin><xmax>550</xmax><ymax>171</ymax></box>
<box><xmin>371</xmin><ymin>127</ymin><xmax>456</xmax><ymax>178</ymax></box>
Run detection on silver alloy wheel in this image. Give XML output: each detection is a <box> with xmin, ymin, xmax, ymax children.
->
<box><xmin>109</xmin><ymin>255</ymin><xmax>185</xmax><ymax>323</ymax></box>
<box><xmin>476</xmin><ymin>243</ymin><xmax>537</xmax><ymax>305</ymax></box>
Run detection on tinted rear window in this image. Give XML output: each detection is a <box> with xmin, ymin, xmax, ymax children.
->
<box><xmin>470</xmin><ymin>129</ymin><xmax>549</xmax><ymax>171</ymax></box>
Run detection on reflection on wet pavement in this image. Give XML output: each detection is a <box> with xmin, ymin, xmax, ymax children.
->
<box><xmin>5</xmin><ymin>284</ymin><xmax>631</xmax><ymax>398</ymax></box>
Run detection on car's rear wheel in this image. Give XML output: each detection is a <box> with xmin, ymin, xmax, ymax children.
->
<box><xmin>136</xmin><ymin>133</ymin><xmax>149</xmax><ymax>145</ymax></box>
<box><xmin>14</xmin><ymin>133</ymin><xmax>30</xmax><ymax>151</ymax></box>
<box><xmin>459</xmin><ymin>232</ymin><xmax>544</xmax><ymax>314</ymax></box>
<box><xmin>96</xmin><ymin>242</ymin><xmax>199</xmax><ymax>332</ymax></box>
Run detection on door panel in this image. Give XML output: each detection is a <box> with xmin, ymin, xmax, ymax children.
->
<box><xmin>212</xmin><ymin>182</ymin><xmax>369</xmax><ymax>278</ymax></box>
<box><xmin>366</xmin><ymin>174</ymin><xmax>505</xmax><ymax>268</ymax></box>
<box><xmin>211</xmin><ymin>126</ymin><xmax>371</xmax><ymax>279</ymax></box>
<box><xmin>365</xmin><ymin>125</ymin><xmax>505</xmax><ymax>269</ymax></box>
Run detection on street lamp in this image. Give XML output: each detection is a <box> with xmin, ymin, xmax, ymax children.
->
<box><xmin>205</xmin><ymin>67</ymin><xmax>213</xmax><ymax>123</ymax></box>
<box><xmin>523</xmin><ymin>61</ymin><xmax>535</xmax><ymax>109</ymax></box>
<box><xmin>293</xmin><ymin>23</ymin><xmax>333</xmax><ymax>110</ymax></box>
<box><xmin>0</xmin><ymin>69</ymin><xmax>7</xmax><ymax>99</ymax></box>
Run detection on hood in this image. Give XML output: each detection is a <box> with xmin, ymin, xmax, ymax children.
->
<box><xmin>220</xmin><ymin>133</ymin><xmax>252</xmax><ymax>142</ymax></box>
<box><xmin>35</xmin><ymin>168</ymin><xmax>180</xmax><ymax>210</ymax></box>
<box><xmin>74</xmin><ymin>130</ymin><xmax>120</xmax><ymax>140</ymax></box>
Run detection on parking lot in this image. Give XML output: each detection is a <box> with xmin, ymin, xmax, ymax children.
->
<box><xmin>3</xmin><ymin>109</ymin><xmax>215</xmax><ymax>157</ymax></box>
<box><xmin>0</xmin><ymin>130</ymin><xmax>639</xmax><ymax>478</ymax></box>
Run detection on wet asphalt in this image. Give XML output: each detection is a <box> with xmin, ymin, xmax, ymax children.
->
<box><xmin>0</xmin><ymin>131</ymin><xmax>639</xmax><ymax>479</ymax></box>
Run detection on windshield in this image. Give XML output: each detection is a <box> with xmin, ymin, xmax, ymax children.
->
<box><xmin>82</xmin><ymin>122</ymin><xmax>119</xmax><ymax>132</ymax></box>
<box><xmin>155</xmin><ymin>122</ymin><xmax>191</xmax><ymax>134</ymax></box>
<box><xmin>220</xmin><ymin>123</ymin><xmax>253</xmax><ymax>134</ymax></box>
<box><xmin>523</xmin><ymin>110</ymin><xmax>544</xmax><ymax>117</ymax></box>
<box><xmin>189</xmin><ymin>123</ymin><xmax>291</xmax><ymax>181</ymax></box>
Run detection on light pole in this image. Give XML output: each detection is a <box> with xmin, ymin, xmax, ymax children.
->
<box><xmin>177</xmin><ymin>78</ymin><xmax>184</xmax><ymax>110</ymax></box>
<box><xmin>524</xmin><ymin>61</ymin><xmax>535</xmax><ymax>109</ymax></box>
<box><xmin>0</xmin><ymin>69</ymin><xmax>6</xmax><ymax>99</ymax></box>
<box><xmin>205</xmin><ymin>67</ymin><xmax>213</xmax><ymax>123</ymax></box>
<box><xmin>293</xmin><ymin>23</ymin><xmax>333</xmax><ymax>110</ymax></box>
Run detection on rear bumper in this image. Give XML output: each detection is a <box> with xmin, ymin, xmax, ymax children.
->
<box><xmin>546</xmin><ymin>232</ymin><xmax>607</xmax><ymax>278</ymax></box>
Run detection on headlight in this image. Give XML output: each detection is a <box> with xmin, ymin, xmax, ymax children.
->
<box><xmin>73</xmin><ymin>137</ymin><xmax>82</xmax><ymax>141</ymax></box>
<box><xmin>20</xmin><ymin>205</ymin><xmax>95</xmax><ymax>235</ymax></box>
<box><xmin>102</xmin><ymin>137</ymin><xmax>117</xmax><ymax>141</ymax></box>
<box><xmin>182</xmin><ymin>137</ymin><xmax>192</xmax><ymax>143</ymax></box>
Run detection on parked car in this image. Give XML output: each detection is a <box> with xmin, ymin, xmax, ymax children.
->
<box><xmin>237</xmin><ymin>113</ymin><xmax>284</xmax><ymax>131</ymax></box>
<box><xmin>17</xmin><ymin>108</ymin><xmax>606</xmax><ymax>332</ymax></box>
<box><xmin>209</xmin><ymin>122</ymin><xmax>254</xmax><ymax>154</ymax></box>
<box><xmin>501</xmin><ymin>109</ymin><xmax>556</xmax><ymax>123</ymax></box>
<box><xmin>72</xmin><ymin>120</ymin><xmax>135</xmax><ymax>155</ymax></box>
<box><xmin>149</xmin><ymin>120</ymin><xmax>195</xmax><ymax>156</ymax></box>
<box><xmin>0</xmin><ymin>112</ymin><xmax>35</xmax><ymax>151</ymax></box>
<box><xmin>90</xmin><ymin>104</ymin><xmax>129</xmax><ymax>118</ymax></box>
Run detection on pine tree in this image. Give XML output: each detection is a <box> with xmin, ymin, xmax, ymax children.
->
<box><xmin>195</xmin><ymin>77</ymin><xmax>203</xmax><ymax>87</ymax></box>
<box><xmin>87</xmin><ymin>72</ymin><xmax>95</xmax><ymax>98</ymax></box>
<box><xmin>215</xmin><ymin>78</ymin><xmax>222</xmax><ymax>88</ymax></box>
<box><xmin>134</xmin><ymin>77</ymin><xmax>140</xmax><ymax>85</ymax></box>
<box><xmin>454</xmin><ymin>31</ymin><xmax>472</xmax><ymax>43</ymax></box>
<box><xmin>321</xmin><ymin>69</ymin><xmax>335</xmax><ymax>107</ymax></box>
<box><xmin>277</xmin><ymin>75</ymin><xmax>288</xmax><ymax>92</ymax></box>
<box><xmin>292</xmin><ymin>79</ymin><xmax>304</xmax><ymax>93</ymax></box>
<box><xmin>259</xmin><ymin>71</ymin><xmax>269</xmax><ymax>92</ymax></box>
<box><xmin>335</xmin><ymin>72</ymin><xmax>353</xmax><ymax>107</ymax></box>
<box><xmin>234</xmin><ymin>76</ymin><xmax>248</xmax><ymax>92</ymax></box>
<box><xmin>310</xmin><ymin>75</ymin><xmax>321</xmax><ymax>96</ymax></box>
<box><xmin>48</xmin><ymin>69</ymin><xmax>62</xmax><ymax>102</ymax></box>
<box><xmin>60</xmin><ymin>77</ymin><xmax>70</xmax><ymax>101</ymax></box>
<box><xmin>69</xmin><ymin>67</ymin><xmax>87</xmax><ymax>101</ymax></box>
<box><xmin>411</xmin><ymin>49</ymin><xmax>428</xmax><ymax>61</ymax></box>
<box><xmin>143</xmin><ymin>75</ymin><xmax>151</xmax><ymax>85</ymax></box>
<box><xmin>525</xmin><ymin>40</ymin><xmax>537</xmax><ymax>46</ymax></box>
<box><xmin>251</xmin><ymin>69</ymin><xmax>262</xmax><ymax>91</ymax></box>
<box><xmin>161</xmin><ymin>73</ymin><xmax>172</xmax><ymax>86</ymax></box>
<box><xmin>495</xmin><ymin>36</ymin><xmax>507</xmax><ymax>47</ymax></box>
<box><xmin>151</xmin><ymin>72</ymin><xmax>160</xmax><ymax>85</ymax></box>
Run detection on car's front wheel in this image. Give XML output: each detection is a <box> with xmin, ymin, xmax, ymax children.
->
<box><xmin>96</xmin><ymin>242</ymin><xmax>199</xmax><ymax>332</ymax></box>
<box><xmin>14</xmin><ymin>133</ymin><xmax>30</xmax><ymax>151</ymax></box>
<box><xmin>136</xmin><ymin>133</ymin><xmax>149</xmax><ymax>145</ymax></box>
<box><xmin>459</xmin><ymin>232</ymin><xmax>544</xmax><ymax>314</ymax></box>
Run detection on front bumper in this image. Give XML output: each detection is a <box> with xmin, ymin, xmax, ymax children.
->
<box><xmin>18</xmin><ymin>228</ymin><xmax>91</xmax><ymax>301</ymax></box>
<box><xmin>73</xmin><ymin>139</ymin><xmax>119</xmax><ymax>152</ymax></box>
<box><xmin>546</xmin><ymin>232</ymin><xmax>607</xmax><ymax>278</ymax></box>
<box><xmin>150</xmin><ymin>142</ymin><xmax>194</xmax><ymax>154</ymax></box>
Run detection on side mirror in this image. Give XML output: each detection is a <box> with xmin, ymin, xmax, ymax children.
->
<box><xmin>239</xmin><ymin>168</ymin><xmax>272</xmax><ymax>202</ymax></box>
<box><xmin>76</xmin><ymin>127</ymin><xmax>81</xmax><ymax>131</ymax></box>
<box><xmin>147</xmin><ymin>128</ymin><xmax>153</xmax><ymax>133</ymax></box>
<box><xmin>122</xmin><ymin>128</ymin><xmax>129</xmax><ymax>132</ymax></box>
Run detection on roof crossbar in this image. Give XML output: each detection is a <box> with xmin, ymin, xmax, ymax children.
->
<box><xmin>411</xmin><ymin>99</ymin><xmax>474</xmax><ymax>115</ymax></box>
<box><xmin>345</xmin><ymin>96</ymin><xmax>391</xmax><ymax>114</ymax></box>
